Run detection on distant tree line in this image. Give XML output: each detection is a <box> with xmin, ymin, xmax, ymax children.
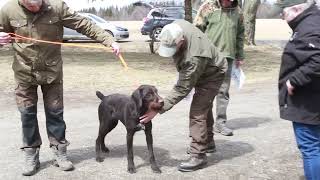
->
<box><xmin>79</xmin><ymin>1</ymin><xmax>180</xmax><ymax>21</ymax></box>
<box><xmin>79</xmin><ymin>0</ymin><xmax>281</xmax><ymax>21</ymax></box>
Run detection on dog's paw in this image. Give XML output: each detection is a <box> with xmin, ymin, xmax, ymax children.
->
<box><xmin>127</xmin><ymin>167</ymin><xmax>137</xmax><ymax>174</ymax></box>
<box><xmin>151</xmin><ymin>166</ymin><xmax>162</xmax><ymax>173</ymax></box>
<box><xmin>101</xmin><ymin>146</ymin><xmax>110</xmax><ymax>153</ymax></box>
<box><xmin>96</xmin><ymin>157</ymin><xmax>104</xmax><ymax>162</ymax></box>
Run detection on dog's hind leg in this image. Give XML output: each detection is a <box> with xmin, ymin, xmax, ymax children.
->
<box><xmin>145</xmin><ymin>122</ymin><xmax>161</xmax><ymax>173</ymax></box>
<box><xmin>96</xmin><ymin>120</ymin><xmax>118</xmax><ymax>162</ymax></box>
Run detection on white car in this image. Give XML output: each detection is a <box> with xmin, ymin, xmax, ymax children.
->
<box><xmin>63</xmin><ymin>13</ymin><xmax>129</xmax><ymax>41</ymax></box>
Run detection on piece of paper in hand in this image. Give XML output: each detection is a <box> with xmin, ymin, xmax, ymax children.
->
<box><xmin>231</xmin><ymin>64</ymin><xmax>246</xmax><ymax>90</ymax></box>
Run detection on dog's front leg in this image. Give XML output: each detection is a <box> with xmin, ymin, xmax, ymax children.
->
<box><xmin>145</xmin><ymin>123</ymin><xmax>161</xmax><ymax>173</ymax></box>
<box><xmin>126</xmin><ymin>130</ymin><xmax>136</xmax><ymax>173</ymax></box>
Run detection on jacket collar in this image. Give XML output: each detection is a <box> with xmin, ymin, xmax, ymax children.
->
<box><xmin>288</xmin><ymin>5</ymin><xmax>316</xmax><ymax>30</ymax></box>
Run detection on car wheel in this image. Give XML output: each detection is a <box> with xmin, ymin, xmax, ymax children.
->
<box><xmin>106</xmin><ymin>30</ymin><xmax>114</xmax><ymax>37</ymax></box>
<box><xmin>151</xmin><ymin>27</ymin><xmax>162</xmax><ymax>41</ymax></box>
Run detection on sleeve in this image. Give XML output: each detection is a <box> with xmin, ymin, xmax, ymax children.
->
<box><xmin>235</xmin><ymin>11</ymin><xmax>245</xmax><ymax>60</ymax></box>
<box><xmin>289</xmin><ymin>54</ymin><xmax>320</xmax><ymax>87</ymax></box>
<box><xmin>0</xmin><ymin>8</ymin><xmax>13</xmax><ymax>33</ymax></box>
<box><xmin>160</xmin><ymin>57</ymin><xmax>208</xmax><ymax>113</ymax></box>
<box><xmin>193</xmin><ymin>1</ymin><xmax>211</xmax><ymax>32</ymax></box>
<box><xmin>60</xmin><ymin>1</ymin><xmax>114</xmax><ymax>46</ymax></box>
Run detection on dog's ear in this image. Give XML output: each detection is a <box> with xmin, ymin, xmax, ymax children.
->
<box><xmin>131</xmin><ymin>88</ymin><xmax>143</xmax><ymax>109</ymax></box>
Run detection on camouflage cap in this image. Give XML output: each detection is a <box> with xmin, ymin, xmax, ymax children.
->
<box><xmin>275</xmin><ymin>0</ymin><xmax>307</xmax><ymax>8</ymax></box>
<box><xmin>158</xmin><ymin>23</ymin><xmax>184</xmax><ymax>58</ymax></box>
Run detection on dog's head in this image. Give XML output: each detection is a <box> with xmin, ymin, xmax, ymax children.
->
<box><xmin>131</xmin><ymin>85</ymin><xmax>164</xmax><ymax>113</ymax></box>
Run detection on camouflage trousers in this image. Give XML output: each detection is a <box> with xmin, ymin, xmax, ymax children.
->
<box><xmin>189</xmin><ymin>67</ymin><xmax>224</xmax><ymax>155</ymax></box>
<box><xmin>15</xmin><ymin>83</ymin><xmax>68</xmax><ymax>149</ymax></box>
<box><xmin>244</xmin><ymin>19</ymin><xmax>257</xmax><ymax>45</ymax></box>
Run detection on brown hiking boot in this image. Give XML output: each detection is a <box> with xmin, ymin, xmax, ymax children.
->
<box><xmin>22</xmin><ymin>147</ymin><xmax>40</xmax><ymax>176</ymax></box>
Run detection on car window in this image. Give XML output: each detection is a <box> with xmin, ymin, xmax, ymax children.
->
<box><xmin>86</xmin><ymin>14</ymin><xmax>106</xmax><ymax>23</ymax></box>
<box><xmin>147</xmin><ymin>8</ymin><xmax>162</xmax><ymax>18</ymax></box>
<box><xmin>163</xmin><ymin>8</ymin><xmax>184</xmax><ymax>19</ymax></box>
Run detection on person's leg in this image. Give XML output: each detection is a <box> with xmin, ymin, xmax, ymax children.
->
<box><xmin>41</xmin><ymin>83</ymin><xmax>73</xmax><ymax>171</ymax></box>
<box><xmin>215</xmin><ymin>58</ymin><xmax>233</xmax><ymax>136</ymax></box>
<box><xmin>15</xmin><ymin>83</ymin><xmax>41</xmax><ymax>176</ymax></box>
<box><xmin>206</xmin><ymin>107</ymin><xmax>216</xmax><ymax>153</ymax></box>
<box><xmin>179</xmin><ymin>73</ymin><xmax>223</xmax><ymax>172</ymax></box>
<box><xmin>293</xmin><ymin>122</ymin><xmax>320</xmax><ymax>180</ymax></box>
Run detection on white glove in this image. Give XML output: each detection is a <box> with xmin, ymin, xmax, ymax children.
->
<box><xmin>111</xmin><ymin>42</ymin><xmax>120</xmax><ymax>56</ymax></box>
<box><xmin>0</xmin><ymin>32</ymin><xmax>11</xmax><ymax>46</ymax></box>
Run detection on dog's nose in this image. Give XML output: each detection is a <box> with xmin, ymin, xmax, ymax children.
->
<box><xmin>159</xmin><ymin>100</ymin><xmax>164</xmax><ymax>107</ymax></box>
<box><xmin>158</xmin><ymin>98</ymin><xmax>164</xmax><ymax>105</ymax></box>
<box><xmin>158</xmin><ymin>98</ymin><xmax>164</xmax><ymax>103</ymax></box>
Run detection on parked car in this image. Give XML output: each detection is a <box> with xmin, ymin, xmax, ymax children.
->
<box><xmin>141</xmin><ymin>6</ymin><xmax>197</xmax><ymax>40</ymax></box>
<box><xmin>63</xmin><ymin>13</ymin><xmax>129</xmax><ymax>42</ymax></box>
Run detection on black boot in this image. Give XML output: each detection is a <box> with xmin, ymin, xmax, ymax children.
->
<box><xmin>178</xmin><ymin>154</ymin><xmax>207</xmax><ymax>172</ymax></box>
<box><xmin>206</xmin><ymin>140</ymin><xmax>216</xmax><ymax>153</ymax></box>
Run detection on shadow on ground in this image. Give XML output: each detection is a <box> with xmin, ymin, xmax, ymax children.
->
<box><xmin>58</xmin><ymin>139</ymin><xmax>255</xmax><ymax>171</ymax></box>
<box><xmin>227</xmin><ymin>117</ymin><xmax>272</xmax><ymax>130</ymax></box>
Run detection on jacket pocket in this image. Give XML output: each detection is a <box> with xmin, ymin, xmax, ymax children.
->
<box><xmin>10</xmin><ymin>19</ymin><xmax>28</xmax><ymax>35</ymax></box>
<box><xmin>37</xmin><ymin>16</ymin><xmax>60</xmax><ymax>40</ymax></box>
<box><xmin>279</xmin><ymin>87</ymin><xmax>288</xmax><ymax>107</ymax></box>
<box><xmin>45</xmin><ymin>56</ymin><xmax>61</xmax><ymax>66</ymax></box>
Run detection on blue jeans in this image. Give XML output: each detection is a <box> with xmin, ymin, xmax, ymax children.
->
<box><xmin>293</xmin><ymin>122</ymin><xmax>320</xmax><ymax>180</ymax></box>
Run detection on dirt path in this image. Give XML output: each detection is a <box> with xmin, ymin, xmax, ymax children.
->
<box><xmin>0</xmin><ymin>42</ymin><xmax>304</xmax><ymax>179</ymax></box>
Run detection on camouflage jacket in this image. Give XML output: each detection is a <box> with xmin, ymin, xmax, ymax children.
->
<box><xmin>161</xmin><ymin>20</ymin><xmax>227</xmax><ymax>113</ymax></box>
<box><xmin>194</xmin><ymin>0</ymin><xmax>245</xmax><ymax>60</ymax></box>
<box><xmin>0</xmin><ymin>0</ymin><xmax>114</xmax><ymax>85</ymax></box>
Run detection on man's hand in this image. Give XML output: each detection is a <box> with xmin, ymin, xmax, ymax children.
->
<box><xmin>139</xmin><ymin>110</ymin><xmax>159</xmax><ymax>124</ymax></box>
<box><xmin>286</xmin><ymin>80</ymin><xmax>295</xmax><ymax>96</ymax></box>
<box><xmin>235</xmin><ymin>59</ymin><xmax>244</xmax><ymax>68</ymax></box>
<box><xmin>111</xmin><ymin>42</ymin><xmax>120</xmax><ymax>56</ymax></box>
<box><xmin>0</xmin><ymin>32</ymin><xmax>11</xmax><ymax>46</ymax></box>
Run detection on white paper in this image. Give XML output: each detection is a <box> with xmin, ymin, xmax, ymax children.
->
<box><xmin>231</xmin><ymin>63</ymin><xmax>246</xmax><ymax>90</ymax></box>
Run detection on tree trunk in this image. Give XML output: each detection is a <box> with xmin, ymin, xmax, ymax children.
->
<box><xmin>185</xmin><ymin>0</ymin><xmax>192</xmax><ymax>23</ymax></box>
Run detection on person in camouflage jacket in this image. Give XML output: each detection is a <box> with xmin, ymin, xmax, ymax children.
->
<box><xmin>194</xmin><ymin>0</ymin><xmax>245</xmax><ymax>136</ymax></box>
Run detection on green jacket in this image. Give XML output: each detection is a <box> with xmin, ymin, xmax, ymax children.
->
<box><xmin>0</xmin><ymin>0</ymin><xmax>114</xmax><ymax>85</ymax></box>
<box><xmin>161</xmin><ymin>20</ymin><xmax>227</xmax><ymax>113</ymax></box>
<box><xmin>194</xmin><ymin>0</ymin><xmax>245</xmax><ymax>60</ymax></box>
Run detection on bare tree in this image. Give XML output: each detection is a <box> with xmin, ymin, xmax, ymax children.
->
<box><xmin>185</xmin><ymin>0</ymin><xmax>193</xmax><ymax>23</ymax></box>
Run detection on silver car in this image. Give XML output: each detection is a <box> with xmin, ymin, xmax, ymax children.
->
<box><xmin>63</xmin><ymin>13</ymin><xmax>129</xmax><ymax>41</ymax></box>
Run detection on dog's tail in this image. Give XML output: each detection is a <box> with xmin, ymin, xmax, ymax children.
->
<box><xmin>96</xmin><ymin>91</ymin><xmax>105</xmax><ymax>100</ymax></box>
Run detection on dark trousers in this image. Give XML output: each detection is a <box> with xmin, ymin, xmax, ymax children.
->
<box><xmin>15</xmin><ymin>83</ymin><xmax>68</xmax><ymax>149</ymax></box>
<box><xmin>189</xmin><ymin>68</ymin><xmax>224</xmax><ymax>155</ymax></box>
<box><xmin>293</xmin><ymin>122</ymin><xmax>320</xmax><ymax>180</ymax></box>
<box><xmin>216</xmin><ymin>58</ymin><xmax>233</xmax><ymax>125</ymax></box>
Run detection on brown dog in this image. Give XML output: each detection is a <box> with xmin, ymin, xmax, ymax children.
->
<box><xmin>95</xmin><ymin>85</ymin><xmax>163</xmax><ymax>173</ymax></box>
